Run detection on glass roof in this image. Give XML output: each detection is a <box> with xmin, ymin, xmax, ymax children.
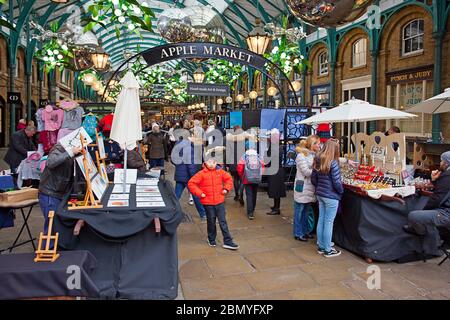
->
<box><xmin>1</xmin><ymin>0</ymin><xmax>308</xmax><ymax>70</ymax></box>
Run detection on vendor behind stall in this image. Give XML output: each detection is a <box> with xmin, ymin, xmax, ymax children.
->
<box><xmin>404</xmin><ymin>151</ymin><xmax>450</xmax><ymax>255</ymax></box>
<box><xmin>38</xmin><ymin>143</ymin><xmax>82</xmax><ymax>245</ymax></box>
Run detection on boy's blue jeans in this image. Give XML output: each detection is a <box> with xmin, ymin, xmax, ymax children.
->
<box><xmin>293</xmin><ymin>202</ymin><xmax>311</xmax><ymax>238</ymax></box>
<box><xmin>316</xmin><ymin>196</ymin><xmax>339</xmax><ymax>252</ymax></box>
<box><xmin>204</xmin><ymin>203</ymin><xmax>233</xmax><ymax>245</ymax></box>
<box><xmin>174</xmin><ymin>182</ymin><xmax>206</xmax><ymax>219</ymax></box>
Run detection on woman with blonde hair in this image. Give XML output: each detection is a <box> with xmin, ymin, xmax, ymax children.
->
<box><xmin>293</xmin><ymin>135</ymin><xmax>321</xmax><ymax>241</ymax></box>
<box><xmin>311</xmin><ymin>138</ymin><xmax>343</xmax><ymax>257</ymax></box>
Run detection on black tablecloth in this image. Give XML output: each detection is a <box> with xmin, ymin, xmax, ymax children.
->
<box><xmin>0</xmin><ymin>251</ymin><xmax>99</xmax><ymax>299</ymax></box>
<box><xmin>54</xmin><ymin>180</ymin><xmax>183</xmax><ymax>299</ymax></box>
<box><xmin>334</xmin><ymin>190</ymin><xmax>437</xmax><ymax>263</ymax></box>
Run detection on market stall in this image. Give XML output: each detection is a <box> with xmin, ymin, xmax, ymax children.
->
<box><xmin>54</xmin><ymin>179</ymin><xmax>183</xmax><ymax>299</ymax></box>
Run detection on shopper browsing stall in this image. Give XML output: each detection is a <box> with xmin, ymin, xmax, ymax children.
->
<box><xmin>172</xmin><ymin>133</ymin><xmax>206</xmax><ymax>220</ymax></box>
<box><xmin>4</xmin><ymin>125</ymin><xmax>37</xmax><ymax>174</ymax></box>
<box><xmin>311</xmin><ymin>139</ymin><xmax>344</xmax><ymax>257</ymax></box>
<box><xmin>145</xmin><ymin>123</ymin><xmax>168</xmax><ymax>168</ymax></box>
<box><xmin>404</xmin><ymin>152</ymin><xmax>450</xmax><ymax>255</ymax></box>
<box><xmin>293</xmin><ymin>135</ymin><xmax>321</xmax><ymax>241</ymax></box>
<box><xmin>188</xmin><ymin>155</ymin><xmax>238</xmax><ymax>250</ymax></box>
<box><xmin>38</xmin><ymin>143</ymin><xmax>82</xmax><ymax>246</ymax></box>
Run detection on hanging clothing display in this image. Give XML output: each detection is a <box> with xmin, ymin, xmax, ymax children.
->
<box><xmin>98</xmin><ymin>113</ymin><xmax>114</xmax><ymax>135</ymax></box>
<box><xmin>82</xmin><ymin>114</ymin><xmax>98</xmax><ymax>140</ymax></box>
<box><xmin>35</xmin><ymin>109</ymin><xmax>45</xmax><ymax>132</ymax></box>
<box><xmin>61</xmin><ymin>106</ymin><xmax>84</xmax><ymax>130</ymax></box>
<box><xmin>42</xmin><ymin>105</ymin><xmax>64</xmax><ymax>131</ymax></box>
<box><xmin>40</xmin><ymin>130</ymin><xmax>59</xmax><ymax>154</ymax></box>
<box><xmin>242</xmin><ymin>110</ymin><xmax>261</xmax><ymax>130</ymax></box>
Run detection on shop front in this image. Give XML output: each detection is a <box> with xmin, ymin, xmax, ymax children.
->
<box><xmin>386</xmin><ymin>65</ymin><xmax>434</xmax><ymax>138</ymax></box>
<box><xmin>311</xmin><ymin>84</ymin><xmax>330</xmax><ymax>107</ymax></box>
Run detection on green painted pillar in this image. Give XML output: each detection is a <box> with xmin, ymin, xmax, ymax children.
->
<box><xmin>432</xmin><ymin>31</ymin><xmax>443</xmax><ymax>143</ymax></box>
<box><xmin>301</xmin><ymin>71</ymin><xmax>306</xmax><ymax>106</ymax></box>
<box><xmin>369</xmin><ymin>51</ymin><xmax>379</xmax><ymax>134</ymax></box>
<box><xmin>329</xmin><ymin>62</ymin><xmax>336</xmax><ymax>107</ymax></box>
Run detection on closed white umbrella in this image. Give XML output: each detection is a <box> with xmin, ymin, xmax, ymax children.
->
<box><xmin>296</xmin><ymin>98</ymin><xmax>417</xmax><ymax>161</ymax></box>
<box><xmin>110</xmin><ymin>71</ymin><xmax>143</xmax><ymax>192</ymax></box>
<box><xmin>407</xmin><ymin>88</ymin><xmax>450</xmax><ymax>114</ymax></box>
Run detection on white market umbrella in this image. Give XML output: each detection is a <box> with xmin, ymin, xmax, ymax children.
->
<box><xmin>110</xmin><ymin>71</ymin><xmax>143</xmax><ymax>192</ymax></box>
<box><xmin>297</xmin><ymin>98</ymin><xmax>417</xmax><ymax>161</ymax></box>
<box><xmin>407</xmin><ymin>88</ymin><xmax>450</xmax><ymax>114</ymax></box>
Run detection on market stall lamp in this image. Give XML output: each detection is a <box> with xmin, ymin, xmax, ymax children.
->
<box><xmin>292</xmin><ymin>80</ymin><xmax>302</xmax><ymax>92</ymax></box>
<box><xmin>246</xmin><ymin>18</ymin><xmax>272</xmax><ymax>55</ymax></box>
<box><xmin>193</xmin><ymin>67</ymin><xmax>205</xmax><ymax>83</ymax></box>
<box><xmin>92</xmin><ymin>81</ymin><xmax>103</xmax><ymax>92</ymax></box>
<box><xmin>217</xmin><ymin>98</ymin><xmax>224</xmax><ymax>105</ymax></box>
<box><xmin>173</xmin><ymin>88</ymin><xmax>182</xmax><ymax>95</ymax></box>
<box><xmin>249</xmin><ymin>91</ymin><xmax>258</xmax><ymax>100</ymax></box>
<box><xmin>91</xmin><ymin>46</ymin><xmax>110</xmax><ymax>71</ymax></box>
<box><xmin>267</xmin><ymin>86</ymin><xmax>278</xmax><ymax>96</ymax></box>
<box><xmin>236</xmin><ymin>94</ymin><xmax>245</xmax><ymax>102</ymax></box>
<box><xmin>226</xmin><ymin>96</ymin><xmax>233</xmax><ymax>104</ymax></box>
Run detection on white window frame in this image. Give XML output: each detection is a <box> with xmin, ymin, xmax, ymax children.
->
<box><xmin>318</xmin><ymin>51</ymin><xmax>328</xmax><ymax>76</ymax></box>
<box><xmin>352</xmin><ymin>38</ymin><xmax>367</xmax><ymax>68</ymax></box>
<box><xmin>61</xmin><ymin>69</ymin><xmax>70</xmax><ymax>86</ymax></box>
<box><xmin>402</xmin><ymin>19</ymin><xmax>424</xmax><ymax>57</ymax></box>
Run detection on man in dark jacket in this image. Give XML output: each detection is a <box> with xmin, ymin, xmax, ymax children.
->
<box><xmin>171</xmin><ymin>135</ymin><xmax>205</xmax><ymax>220</ymax></box>
<box><xmin>39</xmin><ymin>143</ymin><xmax>81</xmax><ymax>240</ymax></box>
<box><xmin>404</xmin><ymin>151</ymin><xmax>450</xmax><ymax>256</ymax></box>
<box><xmin>146</xmin><ymin>123</ymin><xmax>168</xmax><ymax>168</ymax></box>
<box><xmin>4</xmin><ymin>126</ymin><xmax>37</xmax><ymax>173</ymax></box>
<box><xmin>127</xmin><ymin>148</ymin><xmax>146</xmax><ymax>173</ymax></box>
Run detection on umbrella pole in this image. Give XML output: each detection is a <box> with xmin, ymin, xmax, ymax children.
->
<box><xmin>354</xmin><ymin>120</ymin><xmax>358</xmax><ymax>164</ymax></box>
<box><xmin>123</xmin><ymin>146</ymin><xmax>128</xmax><ymax>194</ymax></box>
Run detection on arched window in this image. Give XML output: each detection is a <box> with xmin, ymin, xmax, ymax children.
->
<box><xmin>402</xmin><ymin>19</ymin><xmax>424</xmax><ymax>56</ymax></box>
<box><xmin>318</xmin><ymin>51</ymin><xmax>328</xmax><ymax>76</ymax></box>
<box><xmin>352</xmin><ymin>38</ymin><xmax>367</xmax><ymax>67</ymax></box>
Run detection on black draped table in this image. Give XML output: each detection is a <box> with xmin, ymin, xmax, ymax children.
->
<box><xmin>0</xmin><ymin>250</ymin><xmax>99</xmax><ymax>299</ymax></box>
<box><xmin>54</xmin><ymin>180</ymin><xmax>183</xmax><ymax>299</ymax></box>
<box><xmin>334</xmin><ymin>189</ymin><xmax>438</xmax><ymax>263</ymax></box>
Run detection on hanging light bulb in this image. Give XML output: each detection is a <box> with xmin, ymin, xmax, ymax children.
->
<box><xmin>82</xmin><ymin>73</ymin><xmax>96</xmax><ymax>86</ymax></box>
<box><xmin>246</xmin><ymin>18</ymin><xmax>271</xmax><ymax>55</ymax></box>
<box><xmin>236</xmin><ymin>94</ymin><xmax>245</xmax><ymax>102</ymax></box>
<box><xmin>91</xmin><ymin>45</ymin><xmax>110</xmax><ymax>71</ymax></box>
<box><xmin>217</xmin><ymin>98</ymin><xmax>223</xmax><ymax>105</ymax></box>
<box><xmin>292</xmin><ymin>80</ymin><xmax>302</xmax><ymax>92</ymax></box>
<box><xmin>267</xmin><ymin>86</ymin><xmax>278</xmax><ymax>97</ymax></box>
<box><xmin>249</xmin><ymin>91</ymin><xmax>258</xmax><ymax>100</ymax></box>
<box><xmin>193</xmin><ymin>67</ymin><xmax>205</xmax><ymax>83</ymax></box>
<box><xmin>173</xmin><ymin>88</ymin><xmax>182</xmax><ymax>95</ymax></box>
<box><xmin>93</xmin><ymin>81</ymin><xmax>103</xmax><ymax>92</ymax></box>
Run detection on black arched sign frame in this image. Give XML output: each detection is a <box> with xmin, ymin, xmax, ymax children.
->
<box><xmin>104</xmin><ymin>42</ymin><xmax>299</xmax><ymax>107</ymax></box>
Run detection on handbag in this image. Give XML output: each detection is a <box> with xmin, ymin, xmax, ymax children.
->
<box><xmin>295</xmin><ymin>180</ymin><xmax>304</xmax><ymax>192</ymax></box>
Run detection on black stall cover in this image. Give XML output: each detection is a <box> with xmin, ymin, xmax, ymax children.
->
<box><xmin>334</xmin><ymin>190</ymin><xmax>437</xmax><ymax>263</ymax></box>
<box><xmin>54</xmin><ymin>180</ymin><xmax>183</xmax><ymax>299</ymax></box>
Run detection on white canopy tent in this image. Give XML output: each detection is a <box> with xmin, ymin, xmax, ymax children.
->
<box><xmin>407</xmin><ymin>88</ymin><xmax>450</xmax><ymax>114</ymax></box>
<box><xmin>297</xmin><ymin>98</ymin><xmax>417</xmax><ymax>161</ymax></box>
<box><xmin>110</xmin><ymin>71</ymin><xmax>143</xmax><ymax>193</ymax></box>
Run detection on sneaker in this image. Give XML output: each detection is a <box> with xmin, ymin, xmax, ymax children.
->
<box><xmin>323</xmin><ymin>248</ymin><xmax>341</xmax><ymax>258</ymax></box>
<box><xmin>306</xmin><ymin>234</ymin><xmax>315</xmax><ymax>239</ymax></box>
<box><xmin>239</xmin><ymin>198</ymin><xmax>245</xmax><ymax>207</ymax></box>
<box><xmin>207</xmin><ymin>239</ymin><xmax>216</xmax><ymax>247</ymax></box>
<box><xmin>200</xmin><ymin>217</ymin><xmax>207</xmax><ymax>223</ymax></box>
<box><xmin>295</xmin><ymin>236</ymin><xmax>308</xmax><ymax>242</ymax></box>
<box><xmin>317</xmin><ymin>247</ymin><xmax>325</xmax><ymax>254</ymax></box>
<box><xmin>248</xmin><ymin>213</ymin><xmax>254</xmax><ymax>220</ymax></box>
<box><xmin>223</xmin><ymin>242</ymin><xmax>239</xmax><ymax>250</ymax></box>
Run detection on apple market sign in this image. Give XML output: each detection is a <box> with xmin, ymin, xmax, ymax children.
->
<box><xmin>107</xmin><ymin>43</ymin><xmax>299</xmax><ymax>106</ymax></box>
<box><xmin>141</xmin><ymin>43</ymin><xmax>266</xmax><ymax>70</ymax></box>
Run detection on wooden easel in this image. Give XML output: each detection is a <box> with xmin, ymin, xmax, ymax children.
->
<box><xmin>68</xmin><ymin>133</ymin><xmax>103</xmax><ymax>210</ymax></box>
<box><xmin>34</xmin><ymin>211</ymin><xmax>60</xmax><ymax>262</ymax></box>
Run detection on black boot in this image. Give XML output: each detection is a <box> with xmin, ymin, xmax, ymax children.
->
<box><xmin>266</xmin><ymin>209</ymin><xmax>280</xmax><ymax>215</ymax></box>
<box><xmin>239</xmin><ymin>198</ymin><xmax>245</xmax><ymax>207</ymax></box>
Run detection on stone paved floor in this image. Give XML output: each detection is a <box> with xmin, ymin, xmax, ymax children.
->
<box><xmin>1</xmin><ymin>161</ymin><xmax>450</xmax><ymax>300</ymax></box>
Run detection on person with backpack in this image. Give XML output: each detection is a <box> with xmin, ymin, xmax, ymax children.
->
<box><xmin>188</xmin><ymin>155</ymin><xmax>239</xmax><ymax>250</ymax></box>
<box><xmin>237</xmin><ymin>148</ymin><xmax>265</xmax><ymax>220</ymax></box>
<box><xmin>311</xmin><ymin>139</ymin><xmax>344</xmax><ymax>257</ymax></box>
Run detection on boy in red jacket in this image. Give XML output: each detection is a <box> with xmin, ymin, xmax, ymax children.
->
<box><xmin>188</xmin><ymin>156</ymin><xmax>239</xmax><ymax>250</ymax></box>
